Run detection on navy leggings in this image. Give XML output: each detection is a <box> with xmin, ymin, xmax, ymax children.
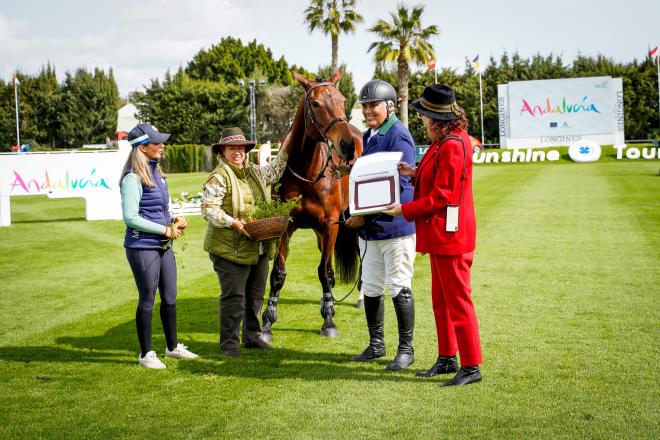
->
<box><xmin>126</xmin><ymin>247</ymin><xmax>178</xmax><ymax>356</ymax></box>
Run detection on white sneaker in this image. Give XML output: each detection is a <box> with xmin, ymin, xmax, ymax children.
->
<box><xmin>139</xmin><ymin>351</ymin><xmax>166</xmax><ymax>369</ymax></box>
<box><xmin>165</xmin><ymin>343</ymin><xmax>199</xmax><ymax>359</ymax></box>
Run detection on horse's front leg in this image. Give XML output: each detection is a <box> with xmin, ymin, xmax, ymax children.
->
<box><xmin>262</xmin><ymin>223</ymin><xmax>296</xmax><ymax>343</ymax></box>
<box><xmin>318</xmin><ymin>222</ymin><xmax>339</xmax><ymax>337</ymax></box>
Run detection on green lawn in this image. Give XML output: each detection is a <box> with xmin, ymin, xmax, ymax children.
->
<box><xmin>1</xmin><ymin>160</ymin><xmax>658</xmax><ymax>439</ymax></box>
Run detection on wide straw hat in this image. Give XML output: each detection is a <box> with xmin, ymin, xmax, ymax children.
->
<box><xmin>212</xmin><ymin>127</ymin><xmax>256</xmax><ymax>153</ymax></box>
<box><xmin>411</xmin><ymin>84</ymin><xmax>462</xmax><ymax>121</ymax></box>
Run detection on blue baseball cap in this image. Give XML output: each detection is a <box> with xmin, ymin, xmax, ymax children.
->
<box><xmin>127</xmin><ymin>123</ymin><xmax>170</xmax><ymax>147</ymax></box>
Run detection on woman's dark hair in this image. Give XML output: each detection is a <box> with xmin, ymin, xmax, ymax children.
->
<box><xmin>427</xmin><ymin>105</ymin><xmax>468</xmax><ymax>142</ymax></box>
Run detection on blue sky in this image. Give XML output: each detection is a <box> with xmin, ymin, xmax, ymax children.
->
<box><xmin>1</xmin><ymin>0</ymin><xmax>658</xmax><ymax>96</ymax></box>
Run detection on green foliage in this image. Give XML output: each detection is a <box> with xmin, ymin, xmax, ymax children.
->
<box><xmin>243</xmin><ymin>186</ymin><xmax>301</xmax><ymax>220</ymax></box>
<box><xmin>256</xmin><ymin>85</ymin><xmax>300</xmax><ymax>142</ymax></box>
<box><xmin>1</xmin><ymin>45</ymin><xmax>658</xmax><ymax>151</ymax></box>
<box><xmin>304</xmin><ymin>0</ymin><xmax>364</xmax><ymax>71</ymax></box>
<box><xmin>186</xmin><ymin>37</ymin><xmax>293</xmax><ymax>86</ymax></box>
<box><xmin>136</xmin><ymin>38</ymin><xmax>316</xmax><ymax>145</ymax></box>
<box><xmin>57</xmin><ymin>68</ymin><xmax>119</xmax><ymax>148</ymax></box>
<box><xmin>160</xmin><ymin>144</ymin><xmax>208</xmax><ymax>173</ymax></box>
<box><xmin>0</xmin><ymin>65</ymin><xmax>119</xmax><ymax>150</ymax></box>
<box><xmin>133</xmin><ymin>70</ymin><xmax>248</xmax><ymax>145</ymax></box>
<box><xmin>367</xmin><ymin>3</ymin><xmax>439</xmax><ymax>127</ymax></box>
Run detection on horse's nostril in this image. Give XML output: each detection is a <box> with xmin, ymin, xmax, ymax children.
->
<box><xmin>340</xmin><ymin>140</ymin><xmax>355</xmax><ymax>161</ymax></box>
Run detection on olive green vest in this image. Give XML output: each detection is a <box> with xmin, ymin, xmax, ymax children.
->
<box><xmin>203</xmin><ymin>159</ymin><xmax>277</xmax><ymax>265</ymax></box>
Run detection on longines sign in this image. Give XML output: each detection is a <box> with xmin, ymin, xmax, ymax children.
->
<box><xmin>498</xmin><ymin>76</ymin><xmax>625</xmax><ymax>149</ymax></box>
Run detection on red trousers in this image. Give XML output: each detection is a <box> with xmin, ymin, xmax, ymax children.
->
<box><xmin>429</xmin><ymin>252</ymin><xmax>483</xmax><ymax>366</ymax></box>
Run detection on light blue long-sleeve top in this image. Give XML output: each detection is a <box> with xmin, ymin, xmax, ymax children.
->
<box><xmin>120</xmin><ymin>173</ymin><xmax>167</xmax><ymax>235</ymax></box>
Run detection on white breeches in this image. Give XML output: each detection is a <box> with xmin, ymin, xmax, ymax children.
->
<box><xmin>358</xmin><ymin>234</ymin><xmax>416</xmax><ymax>298</ymax></box>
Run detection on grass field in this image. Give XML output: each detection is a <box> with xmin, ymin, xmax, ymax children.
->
<box><xmin>1</xmin><ymin>159</ymin><xmax>658</xmax><ymax>439</ymax></box>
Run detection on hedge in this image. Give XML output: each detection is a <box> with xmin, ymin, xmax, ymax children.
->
<box><xmin>161</xmin><ymin>144</ymin><xmax>218</xmax><ymax>173</ymax></box>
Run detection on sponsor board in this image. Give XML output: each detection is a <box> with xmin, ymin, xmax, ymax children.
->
<box><xmin>0</xmin><ymin>141</ymin><xmax>131</xmax><ymax>226</ymax></box>
<box><xmin>499</xmin><ymin>76</ymin><xmax>624</xmax><ymax>149</ymax></box>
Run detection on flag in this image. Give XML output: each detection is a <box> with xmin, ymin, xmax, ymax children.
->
<box><xmin>472</xmin><ymin>54</ymin><xmax>480</xmax><ymax>70</ymax></box>
<box><xmin>427</xmin><ymin>56</ymin><xmax>436</xmax><ymax>71</ymax></box>
<box><xmin>650</xmin><ymin>46</ymin><xmax>658</xmax><ymax>57</ymax></box>
<box><xmin>12</xmin><ymin>73</ymin><xmax>19</xmax><ymax>86</ymax></box>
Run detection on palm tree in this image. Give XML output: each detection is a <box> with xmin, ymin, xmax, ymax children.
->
<box><xmin>368</xmin><ymin>4</ymin><xmax>438</xmax><ymax>127</ymax></box>
<box><xmin>304</xmin><ymin>0</ymin><xmax>364</xmax><ymax>72</ymax></box>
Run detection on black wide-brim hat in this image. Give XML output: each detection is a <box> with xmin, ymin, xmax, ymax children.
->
<box><xmin>212</xmin><ymin>127</ymin><xmax>256</xmax><ymax>154</ymax></box>
<box><xmin>411</xmin><ymin>84</ymin><xmax>462</xmax><ymax>121</ymax></box>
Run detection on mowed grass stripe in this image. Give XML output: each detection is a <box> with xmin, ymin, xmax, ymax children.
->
<box><xmin>0</xmin><ymin>199</ymin><xmax>215</xmax><ymax>344</ymax></box>
<box><xmin>472</xmin><ymin>162</ymin><xmax>658</xmax><ymax>436</ymax></box>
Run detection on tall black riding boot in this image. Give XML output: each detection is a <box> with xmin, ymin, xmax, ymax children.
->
<box><xmin>386</xmin><ymin>287</ymin><xmax>415</xmax><ymax>371</ymax></box>
<box><xmin>351</xmin><ymin>295</ymin><xmax>386</xmax><ymax>361</ymax></box>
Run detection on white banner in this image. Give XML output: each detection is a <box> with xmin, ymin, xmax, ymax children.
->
<box><xmin>0</xmin><ymin>142</ymin><xmax>131</xmax><ymax>226</ymax></box>
<box><xmin>498</xmin><ymin>76</ymin><xmax>624</xmax><ymax>148</ymax></box>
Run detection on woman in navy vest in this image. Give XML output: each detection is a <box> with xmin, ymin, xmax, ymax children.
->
<box><xmin>120</xmin><ymin>123</ymin><xmax>198</xmax><ymax>369</ymax></box>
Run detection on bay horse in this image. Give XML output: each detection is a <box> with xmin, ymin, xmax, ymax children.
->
<box><xmin>261</xmin><ymin>69</ymin><xmax>363</xmax><ymax>341</ymax></box>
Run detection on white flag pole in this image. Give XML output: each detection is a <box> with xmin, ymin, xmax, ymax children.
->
<box><xmin>478</xmin><ymin>68</ymin><xmax>484</xmax><ymax>146</ymax></box>
<box><xmin>656</xmin><ymin>53</ymin><xmax>660</xmax><ymax>129</ymax></box>
<box><xmin>14</xmin><ymin>74</ymin><xmax>20</xmax><ymax>147</ymax></box>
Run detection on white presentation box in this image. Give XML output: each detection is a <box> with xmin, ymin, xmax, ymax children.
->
<box><xmin>349</xmin><ymin>151</ymin><xmax>402</xmax><ymax>215</ymax></box>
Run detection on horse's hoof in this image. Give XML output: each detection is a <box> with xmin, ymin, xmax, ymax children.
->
<box><xmin>320</xmin><ymin>327</ymin><xmax>339</xmax><ymax>338</ymax></box>
<box><xmin>261</xmin><ymin>331</ymin><xmax>273</xmax><ymax>343</ymax></box>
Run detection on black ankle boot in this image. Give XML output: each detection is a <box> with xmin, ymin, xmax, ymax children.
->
<box><xmin>415</xmin><ymin>355</ymin><xmax>458</xmax><ymax>377</ymax></box>
<box><xmin>443</xmin><ymin>366</ymin><xmax>482</xmax><ymax>386</ymax></box>
<box><xmin>351</xmin><ymin>295</ymin><xmax>386</xmax><ymax>361</ymax></box>
<box><xmin>385</xmin><ymin>288</ymin><xmax>414</xmax><ymax>371</ymax></box>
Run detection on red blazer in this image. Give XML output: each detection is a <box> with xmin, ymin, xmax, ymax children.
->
<box><xmin>401</xmin><ymin>129</ymin><xmax>476</xmax><ymax>255</ymax></box>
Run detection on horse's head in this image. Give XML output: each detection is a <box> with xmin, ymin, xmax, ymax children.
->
<box><xmin>292</xmin><ymin>69</ymin><xmax>356</xmax><ymax>162</ymax></box>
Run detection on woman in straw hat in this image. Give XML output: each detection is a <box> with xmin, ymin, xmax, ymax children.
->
<box><xmin>202</xmin><ymin>127</ymin><xmax>289</xmax><ymax>357</ymax></box>
<box><xmin>383</xmin><ymin>85</ymin><xmax>483</xmax><ymax>386</ymax></box>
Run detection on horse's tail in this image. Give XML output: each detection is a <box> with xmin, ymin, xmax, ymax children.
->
<box><xmin>334</xmin><ymin>221</ymin><xmax>360</xmax><ymax>284</ymax></box>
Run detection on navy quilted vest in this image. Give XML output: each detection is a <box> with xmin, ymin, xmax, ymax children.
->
<box><xmin>124</xmin><ymin>161</ymin><xmax>171</xmax><ymax>249</ymax></box>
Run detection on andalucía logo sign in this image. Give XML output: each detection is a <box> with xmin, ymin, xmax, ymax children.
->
<box><xmin>520</xmin><ymin>96</ymin><xmax>601</xmax><ymax>117</ymax></box>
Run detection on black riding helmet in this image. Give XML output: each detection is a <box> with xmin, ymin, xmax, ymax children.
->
<box><xmin>358</xmin><ymin>79</ymin><xmax>397</xmax><ymax>104</ymax></box>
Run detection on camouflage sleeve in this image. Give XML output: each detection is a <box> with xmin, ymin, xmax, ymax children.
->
<box><xmin>252</xmin><ymin>146</ymin><xmax>289</xmax><ymax>186</ymax></box>
<box><xmin>201</xmin><ymin>174</ymin><xmax>234</xmax><ymax>228</ymax></box>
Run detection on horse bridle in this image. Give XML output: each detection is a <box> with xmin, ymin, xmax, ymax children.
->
<box><xmin>303</xmin><ymin>82</ymin><xmax>348</xmax><ymax>139</ymax></box>
<box><xmin>287</xmin><ymin>82</ymin><xmax>349</xmax><ymax>184</ymax></box>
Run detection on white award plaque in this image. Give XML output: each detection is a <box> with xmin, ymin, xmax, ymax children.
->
<box><xmin>349</xmin><ymin>151</ymin><xmax>403</xmax><ymax>215</ymax></box>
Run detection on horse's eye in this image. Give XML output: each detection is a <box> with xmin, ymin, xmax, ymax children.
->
<box><xmin>311</xmin><ymin>101</ymin><xmax>321</xmax><ymax>109</ymax></box>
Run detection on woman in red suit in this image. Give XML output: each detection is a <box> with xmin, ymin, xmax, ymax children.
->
<box><xmin>383</xmin><ymin>84</ymin><xmax>482</xmax><ymax>386</ymax></box>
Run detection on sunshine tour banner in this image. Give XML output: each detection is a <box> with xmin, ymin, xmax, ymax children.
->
<box><xmin>498</xmin><ymin>76</ymin><xmax>625</xmax><ymax>149</ymax></box>
<box><xmin>0</xmin><ymin>142</ymin><xmax>131</xmax><ymax>226</ymax></box>
<box><xmin>471</xmin><ymin>144</ymin><xmax>659</xmax><ymax>164</ymax></box>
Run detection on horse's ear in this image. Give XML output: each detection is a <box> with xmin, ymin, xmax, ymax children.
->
<box><xmin>329</xmin><ymin>68</ymin><xmax>343</xmax><ymax>85</ymax></box>
<box><xmin>291</xmin><ymin>70</ymin><xmax>311</xmax><ymax>90</ymax></box>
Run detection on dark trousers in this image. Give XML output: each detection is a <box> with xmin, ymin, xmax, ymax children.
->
<box><xmin>210</xmin><ymin>253</ymin><xmax>269</xmax><ymax>352</ymax></box>
<box><xmin>126</xmin><ymin>247</ymin><xmax>178</xmax><ymax>356</ymax></box>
